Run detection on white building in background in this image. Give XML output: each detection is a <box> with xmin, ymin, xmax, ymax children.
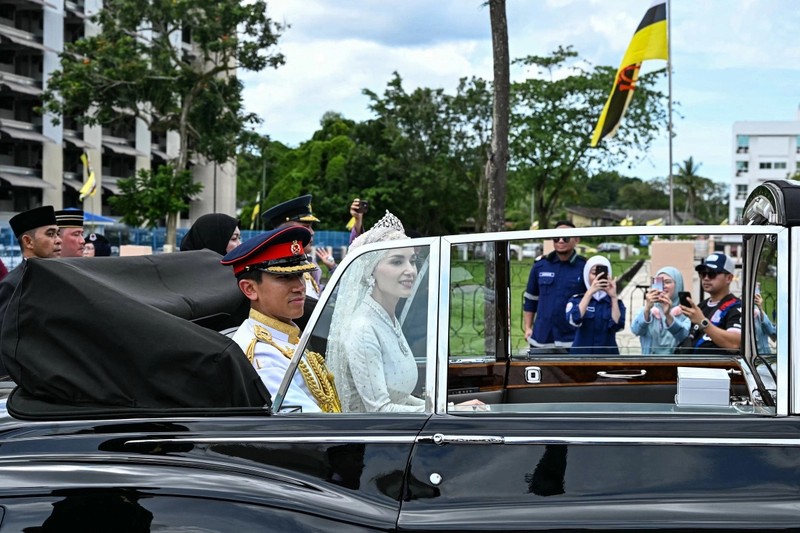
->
<box><xmin>730</xmin><ymin>111</ymin><xmax>800</xmax><ymax>223</ymax></box>
<box><xmin>0</xmin><ymin>0</ymin><xmax>235</xmax><ymax>225</ymax></box>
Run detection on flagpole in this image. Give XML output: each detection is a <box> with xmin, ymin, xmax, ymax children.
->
<box><xmin>667</xmin><ymin>0</ymin><xmax>674</xmax><ymax>225</ymax></box>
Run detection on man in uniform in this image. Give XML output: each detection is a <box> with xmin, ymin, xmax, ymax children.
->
<box><xmin>221</xmin><ymin>225</ymin><xmax>340</xmax><ymax>413</ymax></box>
<box><xmin>54</xmin><ymin>209</ymin><xmax>85</xmax><ymax>258</ymax></box>
<box><xmin>0</xmin><ymin>206</ymin><xmax>62</xmax><ymax>374</ymax></box>
<box><xmin>261</xmin><ymin>194</ymin><xmax>322</xmax><ymax>300</ymax></box>
<box><xmin>681</xmin><ymin>252</ymin><xmax>742</xmax><ymax>354</ymax></box>
<box><xmin>523</xmin><ymin>221</ymin><xmax>586</xmax><ymax>353</ymax></box>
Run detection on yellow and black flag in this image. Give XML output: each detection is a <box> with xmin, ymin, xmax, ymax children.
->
<box><xmin>78</xmin><ymin>152</ymin><xmax>97</xmax><ymax>201</ymax></box>
<box><xmin>591</xmin><ymin>0</ymin><xmax>668</xmax><ymax>147</ymax></box>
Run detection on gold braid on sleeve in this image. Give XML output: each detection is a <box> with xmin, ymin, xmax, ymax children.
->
<box><xmin>252</xmin><ymin>325</ymin><xmax>341</xmax><ymax>413</ymax></box>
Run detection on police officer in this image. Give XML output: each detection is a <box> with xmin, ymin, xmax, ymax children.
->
<box><xmin>261</xmin><ymin>194</ymin><xmax>322</xmax><ymax>300</ymax></box>
<box><xmin>523</xmin><ymin>220</ymin><xmax>586</xmax><ymax>353</ymax></box>
<box><xmin>221</xmin><ymin>225</ymin><xmax>341</xmax><ymax>413</ymax></box>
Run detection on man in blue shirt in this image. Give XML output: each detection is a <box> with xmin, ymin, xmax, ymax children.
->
<box><xmin>523</xmin><ymin>221</ymin><xmax>586</xmax><ymax>353</ymax></box>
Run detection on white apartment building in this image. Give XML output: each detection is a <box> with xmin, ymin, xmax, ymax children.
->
<box><xmin>730</xmin><ymin>111</ymin><xmax>800</xmax><ymax>223</ymax></box>
<box><xmin>0</xmin><ymin>0</ymin><xmax>235</xmax><ymax>224</ymax></box>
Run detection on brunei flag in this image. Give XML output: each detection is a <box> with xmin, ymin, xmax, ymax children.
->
<box><xmin>591</xmin><ymin>0</ymin><xmax>668</xmax><ymax>147</ymax></box>
<box><xmin>78</xmin><ymin>152</ymin><xmax>97</xmax><ymax>201</ymax></box>
<box><xmin>250</xmin><ymin>191</ymin><xmax>261</xmax><ymax>230</ymax></box>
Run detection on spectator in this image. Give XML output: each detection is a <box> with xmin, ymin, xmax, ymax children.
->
<box><xmin>753</xmin><ymin>291</ymin><xmax>776</xmax><ymax>355</ymax></box>
<box><xmin>180</xmin><ymin>213</ymin><xmax>241</xmax><ymax>255</ymax></box>
<box><xmin>681</xmin><ymin>252</ymin><xmax>741</xmax><ymax>354</ymax></box>
<box><xmin>83</xmin><ymin>233</ymin><xmax>112</xmax><ymax>257</ymax></box>
<box><xmin>631</xmin><ymin>267</ymin><xmax>691</xmax><ymax>354</ymax></box>
<box><xmin>346</xmin><ymin>197</ymin><xmax>368</xmax><ymax>244</ymax></box>
<box><xmin>221</xmin><ymin>226</ymin><xmax>340</xmax><ymax>413</ymax></box>
<box><xmin>523</xmin><ymin>221</ymin><xmax>586</xmax><ymax>353</ymax></box>
<box><xmin>566</xmin><ymin>256</ymin><xmax>626</xmax><ymax>355</ymax></box>
<box><xmin>54</xmin><ymin>209</ymin><xmax>85</xmax><ymax>258</ymax></box>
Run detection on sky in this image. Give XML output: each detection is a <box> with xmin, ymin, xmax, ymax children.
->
<box><xmin>241</xmin><ymin>0</ymin><xmax>800</xmax><ymax>184</ymax></box>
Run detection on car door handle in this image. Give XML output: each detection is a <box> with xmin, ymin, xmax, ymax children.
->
<box><xmin>597</xmin><ymin>369</ymin><xmax>647</xmax><ymax>379</ymax></box>
<box><xmin>417</xmin><ymin>433</ymin><xmax>505</xmax><ymax>446</ymax></box>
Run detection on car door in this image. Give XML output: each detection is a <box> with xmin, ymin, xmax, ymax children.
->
<box><xmin>398</xmin><ymin>226</ymin><xmax>800</xmax><ymax>531</ymax></box>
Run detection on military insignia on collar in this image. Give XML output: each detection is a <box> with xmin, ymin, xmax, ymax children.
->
<box><xmin>291</xmin><ymin>240</ymin><xmax>303</xmax><ymax>255</ymax></box>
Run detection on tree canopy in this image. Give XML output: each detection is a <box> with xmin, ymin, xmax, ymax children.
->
<box><xmin>42</xmin><ymin>0</ymin><xmax>285</xmax><ymax>247</ymax></box>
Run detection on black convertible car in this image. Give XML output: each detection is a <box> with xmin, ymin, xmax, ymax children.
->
<box><xmin>0</xmin><ymin>180</ymin><xmax>797</xmax><ymax>531</ymax></box>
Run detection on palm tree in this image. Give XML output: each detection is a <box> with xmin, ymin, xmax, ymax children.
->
<box><xmin>674</xmin><ymin>157</ymin><xmax>712</xmax><ymax>221</ymax></box>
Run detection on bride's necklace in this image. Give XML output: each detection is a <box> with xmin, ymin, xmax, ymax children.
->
<box><xmin>365</xmin><ymin>297</ymin><xmax>412</xmax><ymax>358</ymax></box>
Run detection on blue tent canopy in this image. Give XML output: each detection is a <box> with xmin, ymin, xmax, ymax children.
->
<box><xmin>63</xmin><ymin>207</ymin><xmax>116</xmax><ymax>224</ymax></box>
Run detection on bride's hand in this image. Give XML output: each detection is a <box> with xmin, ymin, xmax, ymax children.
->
<box><xmin>449</xmin><ymin>398</ymin><xmax>490</xmax><ymax>412</ymax></box>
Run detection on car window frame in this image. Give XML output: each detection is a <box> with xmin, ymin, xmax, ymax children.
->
<box><xmin>275</xmin><ymin>236</ymin><xmax>439</xmax><ymax>415</ymax></box>
<box><xmin>438</xmin><ymin>224</ymin><xmax>789</xmax><ymax>416</ymax></box>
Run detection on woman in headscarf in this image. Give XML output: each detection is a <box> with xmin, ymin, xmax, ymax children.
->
<box><xmin>631</xmin><ymin>266</ymin><xmax>691</xmax><ymax>354</ymax></box>
<box><xmin>566</xmin><ymin>255</ymin><xmax>626</xmax><ymax>355</ymax></box>
<box><xmin>180</xmin><ymin>214</ymin><xmax>241</xmax><ymax>255</ymax></box>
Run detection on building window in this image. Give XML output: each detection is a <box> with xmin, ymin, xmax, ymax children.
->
<box><xmin>759</xmin><ymin>162</ymin><xmax>773</xmax><ymax>170</ymax></box>
<box><xmin>735</xmin><ymin>184</ymin><xmax>748</xmax><ymax>200</ymax></box>
<box><xmin>774</xmin><ymin>162</ymin><xmax>787</xmax><ymax>170</ymax></box>
<box><xmin>736</xmin><ymin>135</ymin><xmax>749</xmax><ymax>153</ymax></box>
<box><xmin>735</xmin><ymin>161</ymin><xmax>749</xmax><ymax>176</ymax></box>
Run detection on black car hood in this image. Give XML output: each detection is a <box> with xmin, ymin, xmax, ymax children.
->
<box><xmin>0</xmin><ymin>251</ymin><xmax>269</xmax><ymax>419</ymax></box>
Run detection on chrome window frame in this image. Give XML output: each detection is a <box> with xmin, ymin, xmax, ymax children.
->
<box><xmin>438</xmin><ymin>224</ymin><xmax>787</xmax><ymax>416</ymax></box>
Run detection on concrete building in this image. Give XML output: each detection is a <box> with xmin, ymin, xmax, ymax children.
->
<box><xmin>729</xmin><ymin>110</ymin><xmax>800</xmax><ymax>223</ymax></box>
<box><xmin>0</xmin><ymin>0</ymin><xmax>235</xmax><ymax>225</ymax></box>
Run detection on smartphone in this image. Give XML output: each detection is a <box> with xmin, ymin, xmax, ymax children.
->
<box><xmin>651</xmin><ymin>276</ymin><xmax>664</xmax><ymax>291</ymax></box>
<box><xmin>594</xmin><ymin>264</ymin><xmax>608</xmax><ymax>279</ymax></box>
<box><xmin>755</xmin><ymin>282</ymin><xmax>761</xmax><ymax>295</ymax></box>
<box><xmin>679</xmin><ymin>291</ymin><xmax>692</xmax><ymax>307</ymax></box>
<box><xmin>356</xmin><ymin>200</ymin><xmax>369</xmax><ymax>214</ymax></box>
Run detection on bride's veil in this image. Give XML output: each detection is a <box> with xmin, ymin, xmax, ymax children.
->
<box><xmin>326</xmin><ymin>211</ymin><xmax>409</xmax><ymax>387</ymax></box>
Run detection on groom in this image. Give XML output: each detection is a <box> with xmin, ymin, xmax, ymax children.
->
<box><xmin>221</xmin><ymin>226</ymin><xmax>341</xmax><ymax>413</ymax></box>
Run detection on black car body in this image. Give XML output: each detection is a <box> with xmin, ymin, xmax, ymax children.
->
<box><xmin>0</xmin><ymin>180</ymin><xmax>798</xmax><ymax>530</ymax></box>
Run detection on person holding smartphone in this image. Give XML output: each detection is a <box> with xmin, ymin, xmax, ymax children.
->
<box><xmin>630</xmin><ymin>266</ymin><xmax>691</xmax><ymax>354</ymax></box>
<box><xmin>681</xmin><ymin>252</ymin><xmax>742</xmax><ymax>354</ymax></box>
<box><xmin>565</xmin><ymin>256</ymin><xmax>626</xmax><ymax>355</ymax></box>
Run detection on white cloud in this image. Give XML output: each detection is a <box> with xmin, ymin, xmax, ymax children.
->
<box><xmin>243</xmin><ymin>0</ymin><xmax>800</xmax><ymax>183</ymax></box>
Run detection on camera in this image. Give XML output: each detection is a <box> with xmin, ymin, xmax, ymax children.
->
<box><xmin>356</xmin><ymin>200</ymin><xmax>369</xmax><ymax>214</ymax></box>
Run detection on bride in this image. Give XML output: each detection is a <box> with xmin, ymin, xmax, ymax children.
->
<box><xmin>326</xmin><ymin>211</ymin><xmax>426</xmax><ymax>412</ymax></box>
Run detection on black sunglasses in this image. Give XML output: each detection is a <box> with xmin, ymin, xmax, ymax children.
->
<box><xmin>699</xmin><ymin>271</ymin><xmax>719</xmax><ymax>280</ymax></box>
<box><xmin>552</xmin><ymin>237</ymin><xmax>571</xmax><ymax>243</ymax></box>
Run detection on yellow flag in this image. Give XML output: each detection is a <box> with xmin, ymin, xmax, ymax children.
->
<box><xmin>591</xmin><ymin>0</ymin><xmax>668</xmax><ymax>146</ymax></box>
<box><xmin>646</xmin><ymin>217</ymin><xmax>665</xmax><ymax>226</ymax></box>
<box><xmin>250</xmin><ymin>192</ymin><xmax>261</xmax><ymax>230</ymax></box>
<box><xmin>79</xmin><ymin>153</ymin><xmax>97</xmax><ymax>200</ymax></box>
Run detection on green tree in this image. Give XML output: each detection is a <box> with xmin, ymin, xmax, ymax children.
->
<box><xmin>508</xmin><ymin>46</ymin><xmax>668</xmax><ymax>229</ymax></box>
<box><xmin>41</xmin><ymin>0</ymin><xmax>284</xmax><ymax>248</ymax></box>
<box><xmin>357</xmin><ymin>73</ymin><xmax>479</xmax><ymax>235</ymax></box>
<box><xmin>674</xmin><ymin>156</ymin><xmax>714</xmax><ymax>220</ymax></box>
<box><xmin>109</xmin><ymin>165</ymin><xmax>202</xmax><ymax>231</ymax></box>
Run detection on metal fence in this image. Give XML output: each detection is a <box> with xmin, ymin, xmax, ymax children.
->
<box><xmin>0</xmin><ymin>225</ymin><xmax>352</xmax><ymax>268</ymax></box>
